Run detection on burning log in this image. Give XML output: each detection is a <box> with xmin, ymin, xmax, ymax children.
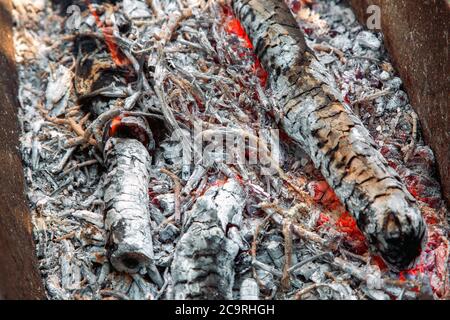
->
<box><xmin>171</xmin><ymin>179</ymin><xmax>246</xmax><ymax>299</ymax></box>
<box><xmin>103</xmin><ymin>115</ymin><xmax>155</xmax><ymax>273</ymax></box>
<box><xmin>232</xmin><ymin>0</ymin><xmax>426</xmax><ymax>270</ymax></box>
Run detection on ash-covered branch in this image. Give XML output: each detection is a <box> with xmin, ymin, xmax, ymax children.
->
<box><xmin>103</xmin><ymin>115</ymin><xmax>155</xmax><ymax>273</ymax></box>
<box><xmin>232</xmin><ymin>0</ymin><xmax>426</xmax><ymax>270</ymax></box>
<box><xmin>171</xmin><ymin>179</ymin><xmax>246</xmax><ymax>299</ymax></box>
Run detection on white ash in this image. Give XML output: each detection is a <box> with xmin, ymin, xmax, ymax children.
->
<box><xmin>12</xmin><ymin>0</ymin><xmax>448</xmax><ymax>300</ymax></box>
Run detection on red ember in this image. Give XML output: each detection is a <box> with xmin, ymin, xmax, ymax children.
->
<box><xmin>223</xmin><ymin>6</ymin><xmax>268</xmax><ymax>87</ymax></box>
<box><xmin>312</xmin><ymin>180</ymin><xmax>368</xmax><ymax>254</ymax></box>
<box><xmin>85</xmin><ymin>0</ymin><xmax>128</xmax><ymax>67</ymax></box>
<box><xmin>109</xmin><ymin>116</ymin><xmax>122</xmax><ymax>137</ymax></box>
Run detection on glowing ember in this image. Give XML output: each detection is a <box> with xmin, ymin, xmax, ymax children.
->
<box><xmin>85</xmin><ymin>0</ymin><xmax>128</xmax><ymax>67</ymax></box>
<box><xmin>398</xmin><ymin>211</ymin><xmax>449</xmax><ymax>297</ymax></box>
<box><xmin>312</xmin><ymin>180</ymin><xmax>341</xmax><ymax>211</ymax></box>
<box><xmin>226</xmin><ymin>18</ymin><xmax>253</xmax><ymax>49</ymax></box>
<box><xmin>290</xmin><ymin>0</ymin><xmax>303</xmax><ymax>13</ymax></box>
<box><xmin>210</xmin><ymin>178</ymin><xmax>229</xmax><ymax>188</ymax></box>
<box><xmin>222</xmin><ymin>6</ymin><xmax>268</xmax><ymax>87</ymax></box>
<box><xmin>312</xmin><ymin>178</ymin><xmax>449</xmax><ymax>295</ymax></box>
<box><xmin>335</xmin><ymin>211</ymin><xmax>368</xmax><ymax>254</ymax></box>
<box><xmin>312</xmin><ymin>180</ymin><xmax>368</xmax><ymax>254</ymax></box>
<box><xmin>109</xmin><ymin>116</ymin><xmax>122</xmax><ymax>137</ymax></box>
<box><xmin>315</xmin><ymin>212</ymin><xmax>330</xmax><ymax>228</ymax></box>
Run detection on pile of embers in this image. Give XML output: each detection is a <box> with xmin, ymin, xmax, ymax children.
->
<box><xmin>13</xmin><ymin>0</ymin><xmax>448</xmax><ymax>300</ymax></box>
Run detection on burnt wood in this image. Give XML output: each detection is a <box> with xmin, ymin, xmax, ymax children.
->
<box><xmin>0</xmin><ymin>0</ymin><xmax>45</xmax><ymax>299</ymax></box>
<box><xmin>103</xmin><ymin>120</ymin><xmax>155</xmax><ymax>273</ymax></box>
<box><xmin>171</xmin><ymin>179</ymin><xmax>245</xmax><ymax>299</ymax></box>
<box><xmin>232</xmin><ymin>0</ymin><xmax>427</xmax><ymax>270</ymax></box>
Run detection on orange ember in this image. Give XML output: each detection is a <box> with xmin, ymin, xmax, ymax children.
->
<box><xmin>223</xmin><ymin>6</ymin><xmax>268</xmax><ymax>87</ymax></box>
<box><xmin>85</xmin><ymin>0</ymin><xmax>128</xmax><ymax>67</ymax></box>
<box><xmin>312</xmin><ymin>180</ymin><xmax>368</xmax><ymax>254</ymax></box>
<box><xmin>398</xmin><ymin>225</ymin><xmax>449</xmax><ymax>297</ymax></box>
<box><xmin>210</xmin><ymin>178</ymin><xmax>229</xmax><ymax>188</ymax></box>
<box><xmin>316</xmin><ymin>212</ymin><xmax>330</xmax><ymax>228</ymax></box>
<box><xmin>335</xmin><ymin>211</ymin><xmax>368</xmax><ymax>254</ymax></box>
<box><xmin>226</xmin><ymin>18</ymin><xmax>253</xmax><ymax>49</ymax></box>
<box><xmin>109</xmin><ymin>116</ymin><xmax>122</xmax><ymax>137</ymax></box>
<box><xmin>312</xmin><ymin>180</ymin><xmax>342</xmax><ymax>211</ymax></box>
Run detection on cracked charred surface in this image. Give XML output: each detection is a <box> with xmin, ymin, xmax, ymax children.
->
<box><xmin>232</xmin><ymin>0</ymin><xmax>427</xmax><ymax>271</ymax></box>
<box><xmin>171</xmin><ymin>179</ymin><xmax>246</xmax><ymax>299</ymax></box>
<box><xmin>103</xmin><ymin>137</ymin><xmax>154</xmax><ymax>273</ymax></box>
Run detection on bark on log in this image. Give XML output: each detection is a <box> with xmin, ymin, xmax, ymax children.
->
<box><xmin>232</xmin><ymin>0</ymin><xmax>427</xmax><ymax>271</ymax></box>
<box><xmin>171</xmin><ymin>179</ymin><xmax>245</xmax><ymax>299</ymax></box>
<box><xmin>103</xmin><ymin>137</ymin><xmax>154</xmax><ymax>273</ymax></box>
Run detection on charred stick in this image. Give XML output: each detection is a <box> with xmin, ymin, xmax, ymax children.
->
<box><xmin>281</xmin><ymin>219</ymin><xmax>293</xmax><ymax>291</ymax></box>
<box><xmin>103</xmin><ymin>138</ymin><xmax>154</xmax><ymax>273</ymax></box>
<box><xmin>171</xmin><ymin>179</ymin><xmax>246</xmax><ymax>299</ymax></box>
<box><xmin>258</xmin><ymin>203</ymin><xmax>331</xmax><ymax>248</ymax></box>
<box><xmin>52</xmin><ymin>146</ymin><xmax>77</xmax><ymax>174</ymax></box>
<box><xmin>62</xmin><ymin>159</ymin><xmax>98</xmax><ymax>175</ymax></box>
<box><xmin>294</xmin><ymin>283</ymin><xmax>337</xmax><ymax>300</ymax></box>
<box><xmin>332</xmin><ymin>257</ymin><xmax>418</xmax><ymax>293</ymax></box>
<box><xmin>100</xmin><ymin>289</ymin><xmax>130</xmax><ymax>300</ymax></box>
<box><xmin>103</xmin><ymin>115</ymin><xmax>155</xmax><ymax>273</ymax></box>
<box><xmin>232</xmin><ymin>0</ymin><xmax>426</xmax><ymax>271</ymax></box>
<box><xmin>159</xmin><ymin>168</ymin><xmax>182</xmax><ymax>225</ymax></box>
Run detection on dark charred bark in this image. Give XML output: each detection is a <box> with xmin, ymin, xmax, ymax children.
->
<box><xmin>232</xmin><ymin>0</ymin><xmax>426</xmax><ymax>271</ymax></box>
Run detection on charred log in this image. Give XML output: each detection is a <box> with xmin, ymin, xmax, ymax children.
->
<box><xmin>103</xmin><ymin>115</ymin><xmax>155</xmax><ymax>273</ymax></box>
<box><xmin>171</xmin><ymin>179</ymin><xmax>246</xmax><ymax>299</ymax></box>
<box><xmin>232</xmin><ymin>0</ymin><xmax>427</xmax><ymax>271</ymax></box>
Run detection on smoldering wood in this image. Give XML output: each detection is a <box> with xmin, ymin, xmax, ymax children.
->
<box><xmin>171</xmin><ymin>179</ymin><xmax>246</xmax><ymax>299</ymax></box>
<box><xmin>15</xmin><ymin>0</ymin><xmax>448</xmax><ymax>301</ymax></box>
<box><xmin>232</xmin><ymin>0</ymin><xmax>426</xmax><ymax>271</ymax></box>
<box><xmin>103</xmin><ymin>137</ymin><xmax>154</xmax><ymax>273</ymax></box>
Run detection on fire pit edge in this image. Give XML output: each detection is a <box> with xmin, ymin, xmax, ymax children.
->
<box><xmin>0</xmin><ymin>0</ymin><xmax>46</xmax><ymax>300</ymax></box>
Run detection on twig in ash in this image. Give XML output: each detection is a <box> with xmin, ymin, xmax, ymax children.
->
<box><xmin>289</xmin><ymin>252</ymin><xmax>331</xmax><ymax>274</ymax></box>
<box><xmin>332</xmin><ymin>257</ymin><xmax>418</xmax><ymax>293</ymax></box>
<box><xmin>62</xmin><ymin>159</ymin><xmax>99</xmax><ymax>175</ymax></box>
<box><xmin>154</xmin><ymin>268</ymin><xmax>170</xmax><ymax>300</ymax></box>
<box><xmin>397</xmin><ymin>288</ymin><xmax>406</xmax><ymax>300</ymax></box>
<box><xmin>84</xmin><ymin>108</ymin><xmax>122</xmax><ymax>151</ymax></box>
<box><xmin>160</xmin><ymin>168</ymin><xmax>182</xmax><ymax>225</ymax></box>
<box><xmin>38</xmin><ymin>103</ymin><xmax>96</xmax><ymax>146</ymax></box>
<box><xmin>252</xmin><ymin>259</ymin><xmax>283</xmax><ymax>278</ymax></box>
<box><xmin>281</xmin><ymin>218</ymin><xmax>293</xmax><ymax>291</ymax></box>
<box><xmin>196</xmin><ymin>128</ymin><xmax>311</xmax><ymax>202</ymax></box>
<box><xmin>347</xmin><ymin>55</ymin><xmax>380</xmax><ymax>63</ymax></box>
<box><xmin>258</xmin><ymin>202</ymin><xmax>330</xmax><ymax>248</ymax></box>
<box><xmin>352</xmin><ymin>88</ymin><xmax>392</xmax><ymax>105</ymax></box>
<box><xmin>294</xmin><ymin>283</ymin><xmax>337</xmax><ymax>300</ymax></box>
<box><xmin>146</xmin><ymin>0</ymin><xmax>164</xmax><ymax>19</ymax></box>
<box><xmin>100</xmin><ymin>289</ymin><xmax>130</xmax><ymax>300</ymax></box>
<box><xmin>52</xmin><ymin>146</ymin><xmax>77</xmax><ymax>174</ymax></box>
<box><xmin>312</xmin><ymin>43</ymin><xmax>345</xmax><ymax>62</ymax></box>
<box><xmin>156</xmin><ymin>8</ymin><xmax>193</xmax><ymax>46</ymax></box>
<box><xmin>251</xmin><ymin>212</ymin><xmax>273</xmax><ymax>291</ymax></box>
